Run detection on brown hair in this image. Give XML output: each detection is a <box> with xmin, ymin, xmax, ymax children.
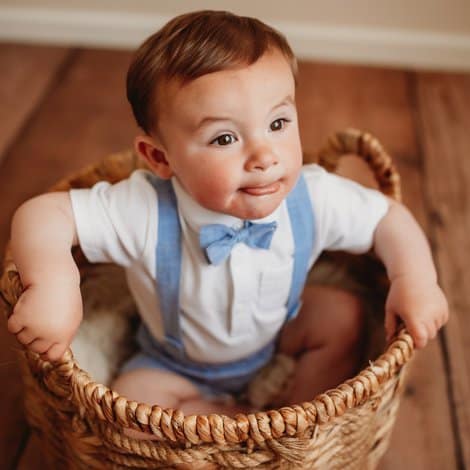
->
<box><xmin>127</xmin><ymin>10</ymin><xmax>297</xmax><ymax>134</ymax></box>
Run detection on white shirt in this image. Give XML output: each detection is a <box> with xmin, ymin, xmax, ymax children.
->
<box><xmin>70</xmin><ymin>164</ymin><xmax>389</xmax><ymax>364</ymax></box>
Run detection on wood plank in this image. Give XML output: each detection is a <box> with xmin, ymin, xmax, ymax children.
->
<box><xmin>0</xmin><ymin>43</ymin><xmax>70</xmax><ymax>470</ymax></box>
<box><xmin>0</xmin><ymin>47</ymin><xmax>137</xmax><ymax>469</ymax></box>
<box><xmin>295</xmin><ymin>62</ymin><xmax>457</xmax><ymax>469</ymax></box>
<box><xmin>415</xmin><ymin>71</ymin><xmax>470</xmax><ymax>468</ymax></box>
<box><xmin>0</xmin><ymin>47</ymin><xmax>139</xmax><ymax>256</ymax></box>
<box><xmin>296</xmin><ymin>62</ymin><xmax>417</xmax><ymax>160</ymax></box>
<box><xmin>0</xmin><ymin>50</ymin><xmax>459</xmax><ymax>468</ymax></box>
<box><xmin>0</xmin><ymin>43</ymin><xmax>69</xmax><ymax>164</ymax></box>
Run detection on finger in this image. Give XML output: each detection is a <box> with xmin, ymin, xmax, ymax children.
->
<box><xmin>427</xmin><ymin>322</ymin><xmax>437</xmax><ymax>340</ymax></box>
<box><xmin>28</xmin><ymin>339</ymin><xmax>52</xmax><ymax>355</ymax></box>
<box><xmin>439</xmin><ymin>309</ymin><xmax>449</xmax><ymax>328</ymax></box>
<box><xmin>442</xmin><ymin>308</ymin><xmax>450</xmax><ymax>324</ymax></box>
<box><xmin>39</xmin><ymin>342</ymin><xmax>56</xmax><ymax>360</ymax></box>
<box><xmin>7</xmin><ymin>315</ymin><xmax>24</xmax><ymax>335</ymax></box>
<box><xmin>409</xmin><ymin>323</ymin><xmax>428</xmax><ymax>349</ymax></box>
<box><xmin>45</xmin><ymin>343</ymin><xmax>67</xmax><ymax>362</ymax></box>
<box><xmin>16</xmin><ymin>329</ymin><xmax>37</xmax><ymax>345</ymax></box>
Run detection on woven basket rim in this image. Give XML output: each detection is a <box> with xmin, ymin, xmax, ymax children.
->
<box><xmin>1</xmin><ymin>128</ymin><xmax>413</xmax><ymax>445</ymax></box>
<box><xmin>17</xmin><ymin>328</ymin><xmax>413</xmax><ymax>446</ymax></box>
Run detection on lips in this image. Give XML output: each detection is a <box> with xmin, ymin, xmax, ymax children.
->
<box><xmin>241</xmin><ymin>181</ymin><xmax>281</xmax><ymax>196</ymax></box>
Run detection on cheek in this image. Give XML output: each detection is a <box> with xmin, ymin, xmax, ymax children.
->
<box><xmin>285</xmin><ymin>134</ymin><xmax>303</xmax><ymax>169</ymax></box>
<box><xmin>190</xmin><ymin>161</ymin><xmax>239</xmax><ymax>201</ymax></box>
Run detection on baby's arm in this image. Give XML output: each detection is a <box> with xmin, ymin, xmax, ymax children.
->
<box><xmin>373</xmin><ymin>199</ymin><xmax>449</xmax><ymax>348</ymax></box>
<box><xmin>7</xmin><ymin>192</ymin><xmax>82</xmax><ymax>361</ymax></box>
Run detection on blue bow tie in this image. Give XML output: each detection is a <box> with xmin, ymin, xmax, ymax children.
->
<box><xmin>199</xmin><ymin>220</ymin><xmax>278</xmax><ymax>265</ymax></box>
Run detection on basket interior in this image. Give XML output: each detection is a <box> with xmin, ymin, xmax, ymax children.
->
<box><xmin>71</xmin><ymin>247</ymin><xmax>389</xmax><ymax>408</ymax></box>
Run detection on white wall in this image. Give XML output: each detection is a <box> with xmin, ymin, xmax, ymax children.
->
<box><xmin>2</xmin><ymin>0</ymin><xmax>469</xmax><ymax>34</ymax></box>
<box><xmin>0</xmin><ymin>0</ymin><xmax>469</xmax><ymax>70</ymax></box>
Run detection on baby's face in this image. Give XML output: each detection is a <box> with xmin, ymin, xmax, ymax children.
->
<box><xmin>156</xmin><ymin>49</ymin><xmax>303</xmax><ymax>220</ymax></box>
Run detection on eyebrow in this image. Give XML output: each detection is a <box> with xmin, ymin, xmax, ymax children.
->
<box><xmin>194</xmin><ymin>95</ymin><xmax>295</xmax><ymax>130</ymax></box>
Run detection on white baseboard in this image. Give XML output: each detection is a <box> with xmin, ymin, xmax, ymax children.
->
<box><xmin>1</xmin><ymin>6</ymin><xmax>470</xmax><ymax>71</ymax></box>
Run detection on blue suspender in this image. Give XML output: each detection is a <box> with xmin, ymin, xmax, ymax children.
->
<box><xmin>146</xmin><ymin>175</ymin><xmax>185</xmax><ymax>357</ymax></box>
<box><xmin>147</xmin><ymin>173</ymin><xmax>315</xmax><ymax>355</ymax></box>
<box><xmin>285</xmin><ymin>175</ymin><xmax>315</xmax><ymax>320</ymax></box>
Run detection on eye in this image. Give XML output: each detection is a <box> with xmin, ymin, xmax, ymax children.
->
<box><xmin>211</xmin><ymin>134</ymin><xmax>237</xmax><ymax>146</ymax></box>
<box><xmin>270</xmin><ymin>118</ymin><xmax>290</xmax><ymax>132</ymax></box>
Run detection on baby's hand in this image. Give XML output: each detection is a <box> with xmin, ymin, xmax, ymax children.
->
<box><xmin>7</xmin><ymin>280</ymin><xmax>83</xmax><ymax>361</ymax></box>
<box><xmin>385</xmin><ymin>274</ymin><xmax>449</xmax><ymax>349</ymax></box>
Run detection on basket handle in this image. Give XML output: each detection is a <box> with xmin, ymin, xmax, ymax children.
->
<box><xmin>315</xmin><ymin>129</ymin><xmax>412</xmax><ymax>346</ymax></box>
<box><xmin>315</xmin><ymin>128</ymin><xmax>401</xmax><ymax>202</ymax></box>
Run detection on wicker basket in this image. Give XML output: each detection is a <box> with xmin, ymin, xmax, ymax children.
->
<box><xmin>0</xmin><ymin>129</ymin><xmax>414</xmax><ymax>469</ymax></box>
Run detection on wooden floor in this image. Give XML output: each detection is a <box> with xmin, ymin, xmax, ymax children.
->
<box><xmin>0</xmin><ymin>43</ymin><xmax>469</xmax><ymax>470</ymax></box>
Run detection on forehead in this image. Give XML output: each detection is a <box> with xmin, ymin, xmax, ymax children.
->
<box><xmin>157</xmin><ymin>50</ymin><xmax>296</xmax><ymax>123</ymax></box>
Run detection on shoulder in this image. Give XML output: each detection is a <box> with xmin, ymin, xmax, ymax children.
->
<box><xmin>94</xmin><ymin>169</ymin><xmax>157</xmax><ymax>212</ymax></box>
<box><xmin>300</xmin><ymin>163</ymin><xmax>334</xmax><ymax>197</ymax></box>
<box><xmin>301</xmin><ymin>162</ymin><xmax>327</xmax><ymax>177</ymax></box>
<box><xmin>299</xmin><ymin>163</ymin><xmax>335</xmax><ymax>211</ymax></box>
<box><xmin>299</xmin><ymin>161</ymin><xmax>389</xmax><ymax>230</ymax></box>
<box><xmin>71</xmin><ymin>168</ymin><xmax>156</xmax><ymax>199</ymax></box>
<box><xmin>301</xmin><ymin>162</ymin><xmax>351</xmax><ymax>192</ymax></box>
<box><xmin>69</xmin><ymin>168</ymin><xmax>158</xmax><ymax>234</ymax></box>
<box><xmin>68</xmin><ymin>169</ymin><xmax>159</xmax><ymax>264</ymax></box>
<box><xmin>117</xmin><ymin>169</ymin><xmax>157</xmax><ymax>199</ymax></box>
<box><xmin>300</xmin><ymin>162</ymin><xmax>383</xmax><ymax>204</ymax></box>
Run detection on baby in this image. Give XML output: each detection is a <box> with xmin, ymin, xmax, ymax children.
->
<box><xmin>8</xmin><ymin>11</ymin><xmax>448</xmax><ymax>418</ymax></box>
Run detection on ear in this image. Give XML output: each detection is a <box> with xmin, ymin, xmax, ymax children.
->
<box><xmin>134</xmin><ymin>134</ymin><xmax>173</xmax><ymax>179</ymax></box>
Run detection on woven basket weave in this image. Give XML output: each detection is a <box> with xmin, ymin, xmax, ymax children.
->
<box><xmin>0</xmin><ymin>129</ymin><xmax>414</xmax><ymax>469</ymax></box>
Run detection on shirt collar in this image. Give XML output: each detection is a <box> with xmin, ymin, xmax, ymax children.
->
<box><xmin>171</xmin><ymin>176</ymin><xmax>281</xmax><ymax>233</ymax></box>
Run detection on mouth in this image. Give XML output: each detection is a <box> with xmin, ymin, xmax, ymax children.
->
<box><xmin>240</xmin><ymin>180</ymin><xmax>281</xmax><ymax>196</ymax></box>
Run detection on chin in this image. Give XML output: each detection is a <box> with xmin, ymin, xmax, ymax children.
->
<box><xmin>241</xmin><ymin>202</ymin><xmax>280</xmax><ymax>220</ymax></box>
<box><xmin>250</xmin><ymin>208</ymin><xmax>275</xmax><ymax>220</ymax></box>
<box><xmin>222</xmin><ymin>192</ymin><xmax>285</xmax><ymax>220</ymax></box>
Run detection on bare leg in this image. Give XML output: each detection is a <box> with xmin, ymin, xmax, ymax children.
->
<box><xmin>111</xmin><ymin>368</ymin><xmax>250</xmax><ymax>440</ymax></box>
<box><xmin>278</xmin><ymin>284</ymin><xmax>365</xmax><ymax>404</ymax></box>
<box><xmin>112</xmin><ymin>368</ymin><xmax>199</xmax><ymax>407</ymax></box>
<box><xmin>179</xmin><ymin>397</ymin><xmax>251</xmax><ymax>415</ymax></box>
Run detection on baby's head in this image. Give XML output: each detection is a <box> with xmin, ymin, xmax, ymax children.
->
<box><xmin>128</xmin><ymin>10</ymin><xmax>303</xmax><ymax>220</ymax></box>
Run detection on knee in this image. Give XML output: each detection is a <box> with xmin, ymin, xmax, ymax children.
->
<box><xmin>328</xmin><ymin>294</ymin><xmax>365</xmax><ymax>358</ymax></box>
<box><xmin>281</xmin><ymin>286</ymin><xmax>366</xmax><ymax>358</ymax></box>
<box><xmin>306</xmin><ymin>289</ymin><xmax>365</xmax><ymax>355</ymax></box>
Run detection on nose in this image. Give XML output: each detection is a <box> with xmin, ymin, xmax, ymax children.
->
<box><xmin>245</xmin><ymin>143</ymin><xmax>279</xmax><ymax>172</ymax></box>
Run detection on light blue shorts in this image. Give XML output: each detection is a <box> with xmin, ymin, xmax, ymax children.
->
<box><xmin>120</xmin><ymin>324</ymin><xmax>276</xmax><ymax>400</ymax></box>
